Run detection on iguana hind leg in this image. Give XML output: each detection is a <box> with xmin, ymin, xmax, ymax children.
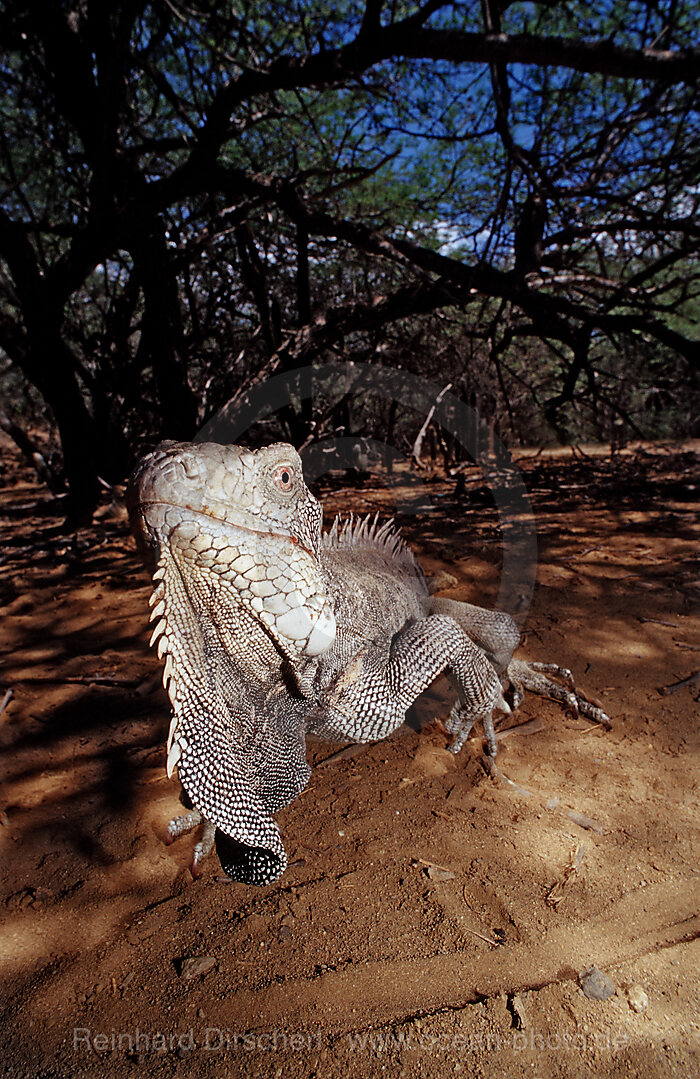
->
<box><xmin>428</xmin><ymin>597</ymin><xmax>611</xmax><ymax>731</ymax></box>
<box><xmin>165</xmin><ymin>810</ymin><xmax>216</xmax><ymax>878</ymax></box>
<box><xmin>428</xmin><ymin>597</ymin><xmax>520</xmax><ymax>672</ymax></box>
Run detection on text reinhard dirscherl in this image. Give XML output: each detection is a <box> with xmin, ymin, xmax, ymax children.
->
<box><xmin>73</xmin><ymin>1026</ymin><xmax>631</xmax><ymax>1055</ymax></box>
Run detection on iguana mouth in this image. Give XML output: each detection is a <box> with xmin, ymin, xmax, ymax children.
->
<box><xmin>139</xmin><ymin>499</ymin><xmax>315</xmax><ymax>558</ymax></box>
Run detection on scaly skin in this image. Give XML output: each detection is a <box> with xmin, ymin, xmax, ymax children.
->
<box><xmin>129</xmin><ymin>440</ymin><xmax>610</xmax><ymax>885</ymax></box>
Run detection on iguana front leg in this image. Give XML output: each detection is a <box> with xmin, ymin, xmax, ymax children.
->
<box><xmin>307</xmin><ymin>614</ymin><xmax>508</xmax><ymax>753</ymax></box>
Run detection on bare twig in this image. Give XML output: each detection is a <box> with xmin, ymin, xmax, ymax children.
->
<box><xmin>567</xmin><ymin>810</ymin><xmax>604</xmax><ymax>834</ymax></box>
<box><xmin>411</xmin><ymin>383</ymin><xmax>452</xmax><ymax>468</ymax></box>
<box><xmin>462</xmin><ymin>925</ymin><xmax>500</xmax><ymax>947</ymax></box>
<box><xmin>659</xmin><ymin>670</ymin><xmax>700</xmax><ymax>695</ymax></box>
<box><xmin>417</xmin><ymin>857</ymin><xmax>451</xmax><ymax>873</ymax></box>
<box><xmin>545</xmin><ymin>842</ymin><xmax>586</xmax><ymax>908</ymax></box>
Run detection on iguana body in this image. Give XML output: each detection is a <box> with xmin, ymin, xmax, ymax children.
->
<box><xmin>129</xmin><ymin>440</ymin><xmax>609</xmax><ymax>884</ymax></box>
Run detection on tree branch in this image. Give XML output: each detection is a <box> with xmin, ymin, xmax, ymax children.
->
<box><xmin>168</xmin><ymin>19</ymin><xmax>699</xmax><ymax>182</ymax></box>
<box><xmin>401</xmin><ymin>30</ymin><xmax>700</xmax><ymax>84</ymax></box>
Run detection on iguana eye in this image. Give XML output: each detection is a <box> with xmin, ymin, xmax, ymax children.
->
<box><xmin>273</xmin><ymin>464</ymin><xmax>294</xmax><ymax>492</ymax></box>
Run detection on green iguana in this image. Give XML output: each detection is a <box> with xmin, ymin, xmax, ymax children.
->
<box><xmin>129</xmin><ymin>440</ymin><xmax>609</xmax><ymax>885</ymax></box>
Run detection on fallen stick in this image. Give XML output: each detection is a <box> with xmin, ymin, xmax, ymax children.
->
<box><xmin>659</xmin><ymin>670</ymin><xmax>700</xmax><ymax>696</ymax></box>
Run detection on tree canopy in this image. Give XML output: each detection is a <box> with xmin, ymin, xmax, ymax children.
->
<box><xmin>1</xmin><ymin>0</ymin><xmax>698</xmax><ymax>505</ymax></box>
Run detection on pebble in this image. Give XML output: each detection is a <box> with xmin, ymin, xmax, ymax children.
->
<box><xmin>627</xmin><ymin>985</ymin><xmax>649</xmax><ymax>1012</ymax></box>
<box><xmin>177</xmin><ymin>955</ymin><xmax>216</xmax><ymax>981</ymax></box>
<box><xmin>510</xmin><ymin>994</ymin><xmax>528</xmax><ymax>1029</ymax></box>
<box><xmin>426</xmin><ymin>865</ymin><xmax>455</xmax><ymax>881</ymax></box>
<box><xmin>578</xmin><ymin>966</ymin><xmax>616</xmax><ymax>1001</ymax></box>
<box><xmin>568</xmin><ymin>810</ymin><xmax>604</xmax><ymax>834</ymax></box>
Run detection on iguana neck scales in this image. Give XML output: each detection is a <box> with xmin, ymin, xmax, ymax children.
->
<box><xmin>129</xmin><ymin>440</ymin><xmax>609</xmax><ymax>885</ymax></box>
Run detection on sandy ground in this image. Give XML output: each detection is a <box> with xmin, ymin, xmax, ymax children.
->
<box><xmin>0</xmin><ymin>436</ymin><xmax>698</xmax><ymax>1079</ymax></box>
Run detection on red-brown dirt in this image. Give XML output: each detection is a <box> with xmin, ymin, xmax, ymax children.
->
<box><xmin>1</xmin><ymin>436</ymin><xmax>698</xmax><ymax>1078</ymax></box>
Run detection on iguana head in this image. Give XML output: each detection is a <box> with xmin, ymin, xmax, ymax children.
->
<box><xmin>129</xmin><ymin>440</ymin><xmax>336</xmax><ymax>660</ymax></box>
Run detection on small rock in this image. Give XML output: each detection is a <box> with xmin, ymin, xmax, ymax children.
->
<box><xmin>627</xmin><ymin>985</ymin><xmax>649</xmax><ymax>1012</ymax></box>
<box><xmin>428</xmin><ymin>570</ymin><xmax>459</xmax><ymax>592</ymax></box>
<box><xmin>134</xmin><ymin>673</ymin><xmax>162</xmax><ymax>697</ymax></box>
<box><xmin>510</xmin><ymin>993</ymin><xmax>528</xmax><ymax>1029</ymax></box>
<box><xmin>413</xmin><ymin>744</ymin><xmax>454</xmax><ymax>777</ymax></box>
<box><xmin>426</xmin><ymin>865</ymin><xmax>455</xmax><ymax>881</ymax></box>
<box><xmin>278</xmin><ymin>923</ymin><xmax>292</xmax><ymax>941</ymax></box>
<box><xmin>567</xmin><ymin>810</ymin><xmax>604</xmax><ymax>834</ymax></box>
<box><xmin>177</xmin><ymin>955</ymin><xmax>216</xmax><ymax>981</ymax></box>
<box><xmin>579</xmin><ymin>966</ymin><xmax>616</xmax><ymax>1001</ymax></box>
<box><xmin>5</xmin><ymin>886</ymin><xmax>52</xmax><ymax>911</ymax></box>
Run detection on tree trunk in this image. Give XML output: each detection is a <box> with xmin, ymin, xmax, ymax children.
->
<box><xmin>16</xmin><ymin>333</ymin><xmax>121</xmax><ymax>513</ymax></box>
<box><xmin>131</xmin><ymin>221</ymin><xmax>198</xmax><ymax>439</ymax></box>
